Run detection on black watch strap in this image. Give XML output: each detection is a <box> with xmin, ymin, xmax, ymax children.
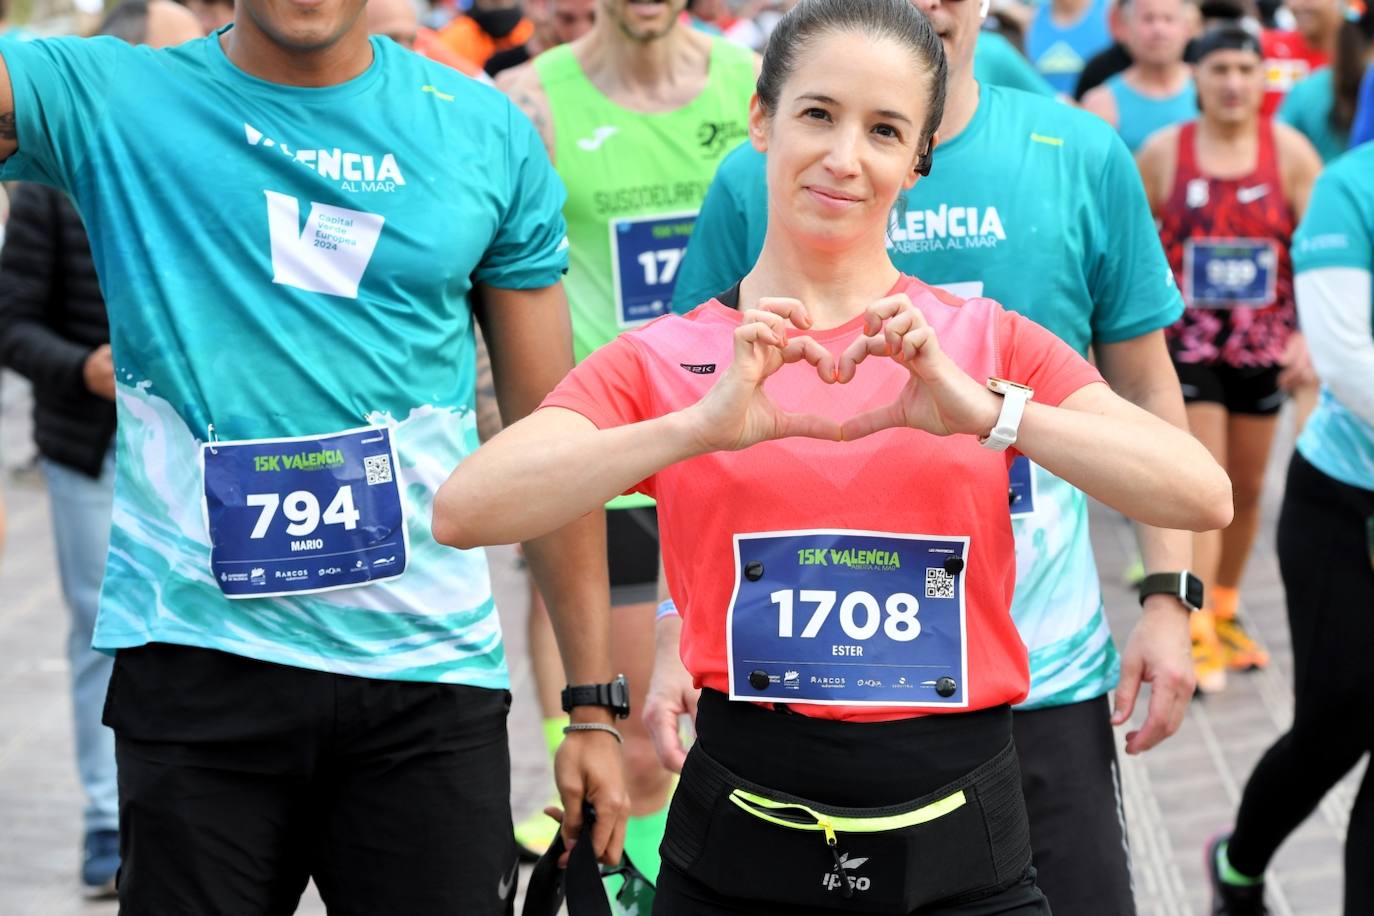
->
<box><xmin>1138</xmin><ymin>571</ymin><xmax>1204</xmax><ymax>612</ymax></box>
<box><xmin>561</xmin><ymin>674</ymin><xmax>631</xmax><ymax>719</ymax></box>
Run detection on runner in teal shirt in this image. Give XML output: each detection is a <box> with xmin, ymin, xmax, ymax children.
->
<box><xmin>672</xmin><ymin>77</ymin><xmax>1186</xmax><ymax>916</ymax></box>
<box><xmin>0</xmin><ymin>32</ymin><xmax>564</xmax><ymax>684</ymax></box>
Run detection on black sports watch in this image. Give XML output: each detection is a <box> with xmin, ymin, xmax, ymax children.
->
<box><xmin>1138</xmin><ymin>571</ymin><xmax>1205</xmax><ymax>612</ymax></box>
<box><xmin>561</xmin><ymin>673</ymin><xmax>631</xmax><ymax>719</ymax></box>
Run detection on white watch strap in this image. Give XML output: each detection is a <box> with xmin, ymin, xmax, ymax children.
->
<box><xmin>980</xmin><ymin>381</ymin><xmax>1032</xmax><ymax>451</ymax></box>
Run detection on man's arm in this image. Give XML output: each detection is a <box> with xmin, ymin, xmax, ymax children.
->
<box><xmin>472</xmin><ymin>281</ymin><xmax>628</xmax><ymax>863</ymax></box>
<box><xmin>1</xmin><ymin>49</ymin><xmax>17</xmax><ymax>161</ymax></box>
<box><xmin>1094</xmin><ymin>332</ymin><xmax>1196</xmax><ymax>754</ymax></box>
<box><xmin>1081</xmin><ymin>85</ymin><xmax>1120</xmax><ymax>129</ymax></box>
<box><xmin>496</xmin><ymin>64</ymin><xmax>555</xmax><ymax>161</ymax></box>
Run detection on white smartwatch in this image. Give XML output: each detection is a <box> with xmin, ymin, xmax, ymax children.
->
<box><xmin>979</xmin><ymin>378</ymin><xmax>1033</xmax><ymax>451</ymax></box>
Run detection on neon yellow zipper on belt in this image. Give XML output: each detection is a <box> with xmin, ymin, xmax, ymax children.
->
<box><xmin>727</xmin><ymin>788</ymin><xmax>967</xmax><ymax>841</ymax></box>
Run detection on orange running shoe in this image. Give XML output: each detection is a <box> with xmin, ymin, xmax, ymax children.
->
<box><xmin>1216</xmin><ymin>615</ymin><xmax>1271</xmax><ymax>671</ymax></box>
<box><xmin>1191</xmin><ymin>609</ymin><xmax>1229</xmax><ymax>694</ymax></box>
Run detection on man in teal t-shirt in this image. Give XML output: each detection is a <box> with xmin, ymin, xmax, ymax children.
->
<box><xmin>667</xmin><ymin>2</ymin><xmax>1193</xmax><ymax>913</ymax></box>
<box><xmin>0</xmin><ymin>3</ymin><xmax>627</xmax><ymax>910</ymax></box>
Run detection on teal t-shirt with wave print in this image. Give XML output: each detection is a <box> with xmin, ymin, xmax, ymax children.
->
<box><xmin>673</xmin><ymin>85</ymin><xmax>1183</xmax><ymax>709</ymax></box>
<box><xmin>0</xmin><ymin>31</ymin><xmax>569</xmax><ymax>685</ymax></box>
<box><xmin>1292</xmin><ymin>143</ymin><xmax>1374</xmax><ymax>490</ymax></box>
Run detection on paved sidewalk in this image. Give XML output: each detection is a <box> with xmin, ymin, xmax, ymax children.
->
<box><xmin>0</xmin><ymin>370</ymin><xmax>1362</xmax><ymax>915</ymax></box>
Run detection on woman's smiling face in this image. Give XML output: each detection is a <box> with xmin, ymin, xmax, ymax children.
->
<box><xmin>753</xmin><ymin>28</ymin><xmax>937</xmax><ymax>253</ymax></box>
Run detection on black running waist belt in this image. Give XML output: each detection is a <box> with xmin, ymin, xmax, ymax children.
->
<box><xmin>662</xmin><ymin>740</ymin><xmax>1032</xmax><ymax>914</ymax></box>
<box><xmin>694</xmin><ymin>688</ymin><xmax>1012</xmax><ymax>806</ymax></box>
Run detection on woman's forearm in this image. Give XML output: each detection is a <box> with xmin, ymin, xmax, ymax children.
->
<box><xmin>1013</xmin><ymin>387</ymin><xmax>1233</xmax><ymax>532</ymax></box>
<box><xmin>434</xmin><ymin>406</ymin><xmax>706</xmax><ymax>549</ymax></box>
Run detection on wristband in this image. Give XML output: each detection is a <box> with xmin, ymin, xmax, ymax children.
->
<box><xmin>656</xmin><ymin>599</ymin><xmax>680</xmax><ymax>621</ymax></box>
<box><xmin>562</xmin><ymin>722</ymin><xmax>624</xmax><ymax>744</ymax></box>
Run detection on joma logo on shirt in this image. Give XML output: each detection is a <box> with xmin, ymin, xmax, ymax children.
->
<box><xmin>887</xmin><ymin>204</ymin><xmax>1007</xmax><ymax>254</ymax></box>
<box><xmin>798</xmin><ymin>548</ymin><xmax>901</xmax><ymax>570</ymax></box>
<box><xmin>244</xmin><ymin>123</ymin><xmax>406</xmax><ymax>193</ymax></box>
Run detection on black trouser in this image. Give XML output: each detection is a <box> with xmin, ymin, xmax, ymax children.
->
<box><xmin>1013</xmin><ymin>694</ymin><xmax>1136</xmax><ymax>916</ymax></box>
<box><xmin>653</xmin><ymin>691</ymin><xmax>1049</xmax><ymax>915</ymax></box>
<box><xmin>1228</xmin><ymin>453</ymin><xmax>1374</xmax><ymax>912</ymax></box>
<box><xmin>104</xmin><ymin>643</ymin><xmax>518</xmax><ymax>916</ymax></box>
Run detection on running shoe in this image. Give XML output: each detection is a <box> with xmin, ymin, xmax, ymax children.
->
<box><xmin>1191</xmin><ymin>610</ymin><xmax>1228</xmax><ymax>695</ymax></box>
<box><xmin>81</xmin><ymin>828</ymin><xmax>119</xmax><ymax>898</ymax></box>
<box><xmin>515</xmin><ymin>799</ymin><xmax>562</xmax><ymax>862</ymax></box>
<box><xmin>1206</xmin><ymin>833</ymin><xmax>1267</xmax><ymax>915</ymax></box>
<box><xmin>1215</xmin><ymin>615</ymin><xmax>1270</xmax><ymax>671</ymax></box>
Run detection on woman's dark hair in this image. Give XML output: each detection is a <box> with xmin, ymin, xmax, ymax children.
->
<box><xmin>1331</xmin><ymin>6</ymin><xmax>1374</xmax><ymax>136</ymax></box>
<box><xmin>755</xmin><ymin>0</ymin><xmax>948</xmax><ymax>171</ymax></box>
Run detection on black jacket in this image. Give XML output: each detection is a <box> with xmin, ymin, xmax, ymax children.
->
<box><xmin>0</xmin><ymin>183</ymin><xmax>116</xmax><ymax>477</ymax></box>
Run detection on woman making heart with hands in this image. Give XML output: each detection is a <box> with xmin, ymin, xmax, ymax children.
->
<box><xmin>436</xmin><ymin>0</ymin><xmax>1230</xmax><ymax>911</ymax></box>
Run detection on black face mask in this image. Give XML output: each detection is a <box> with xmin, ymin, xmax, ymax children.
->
<box><xmin>470</xmin><ymin>5</ymin><xmax>524</xmax><ymax>38</ymax></box>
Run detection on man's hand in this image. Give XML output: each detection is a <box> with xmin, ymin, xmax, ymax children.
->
<box><xmin>1112</xmin><ymin>596</ymin><xmax>1194</xmax><ymax>754</ymax></box>
<box><xmin>83</xmin><ymin>344</ymin><xmax>116</xmax><ymax>400</ymax></box>
<box><xmin>643</xmin><ymin>614</ymin><xmax>698</xmax><ymax>773</ymax></box>
<box><xmin>553</xmin><ymin>722</ymin><xmax>630</xmax><ymax>866</ymax></box>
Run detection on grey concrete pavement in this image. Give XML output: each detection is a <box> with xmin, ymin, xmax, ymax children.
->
<box><xmin>0</xmin><ymin>370</ymin><xmax>1363</xmax><ymax>915</ymax></box>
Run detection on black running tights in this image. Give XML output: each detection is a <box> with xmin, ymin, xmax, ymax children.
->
<box><xmin>1228</xmin><ymin>453</ymin><xmax>1374</xmax><ymax>914</ymax></box>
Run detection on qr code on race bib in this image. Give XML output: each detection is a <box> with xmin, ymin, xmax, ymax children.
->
<box><xmin>364</xmin><ymin>454</ymin><xmax>392</xmax><ymax>486</ymax></box>
<box><xmin>925</xmin><ymin>568</ymin><xmax>955</xmax><ymax>600</ymax></box>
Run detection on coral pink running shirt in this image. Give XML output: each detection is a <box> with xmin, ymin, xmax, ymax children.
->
<box><xmin>543</xmin><ymin>275</ymin><xmax>1104</xmax><ymax>721</ymax></box>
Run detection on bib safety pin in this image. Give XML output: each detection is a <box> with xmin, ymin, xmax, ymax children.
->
<box><xmin>206</xmin><ymin>423</ymin><xmax>220</xmax><ymax>456</ymax></box>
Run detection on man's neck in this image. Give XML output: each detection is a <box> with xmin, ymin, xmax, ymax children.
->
<box><xmin>935</xmin><ymin>67</ymin><xmax>981</xmax><ymax>147</ymax></box>
<box><xmin>744</xmin><ymin>222</ymin><xmax>901</xmax><ymax>330</ymax></box>
<box><xmin>1198</xmin><ymin>113</ymin><xmax>1257</xmax><ymax>146</ymax></box>
<box><xmin>578</xmin><ymin>19</ymin><xmax>705</xmax><ymax>95</ymax></box>
<box><xmin>1302</xmin><ymin>21</ymin><xmax>1338</xmax><ymax>57</ymax></box>
<box><xmin>1130</xmin><ymin>59</ymin><xmax>1187</xmax><ymax>91</ymax></box>
<box><xmin>222</xmin><ymin>18</ymin><xmax>373</xmax><ymax>87</ymax></box>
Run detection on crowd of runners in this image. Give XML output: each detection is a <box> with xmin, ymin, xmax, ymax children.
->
<box><xmin>0</xmin><ymin>0</ymin><xmax>1370</xmax><ymax>910</ymax></box>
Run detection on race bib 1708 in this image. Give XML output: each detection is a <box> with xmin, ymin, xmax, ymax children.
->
<box><xmin>201</xmin><ymin>425</ymin><xmax>408</xmax><ymax>599</ymax></box>
<box><xmin>728</xmin><ymin>529</ymin><xmax>970</xmax><ymax>708</ymax></box>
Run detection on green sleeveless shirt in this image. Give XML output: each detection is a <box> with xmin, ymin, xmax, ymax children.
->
<box><xmin>535</xmin><ymin>39</ymin><xmax>756</xmax><ymax>365</ymax></box>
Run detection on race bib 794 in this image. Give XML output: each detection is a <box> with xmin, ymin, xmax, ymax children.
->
<box><xmin>201</xmin><ymin>425</ymin><xmax>408</xmax><ymax>598</ymax></box>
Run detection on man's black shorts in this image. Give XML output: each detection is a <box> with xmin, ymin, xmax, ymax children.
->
<box><xmin>1013</xmin><ymin>694</ymin><xmax>1137</xmax><ymax>916</ymax></box>
<box><xmin>608</xmin><ymin>506</ymin><xmax>658</xmax><ymax>606</ymax></box>
<box><xmin>104</xmin><ymin>642</ymin><xmax>518</xmax><ymax>916</ymax></box>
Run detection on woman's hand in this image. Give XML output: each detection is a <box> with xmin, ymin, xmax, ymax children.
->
<box><xmin>837</xmin><ymin>295</ymin><xmax>1002</xmax><ymax>441</ymax></box>
<box><xmin>683</xmin><ymin>298</ymin><xmax>842</xmax><ymax>451</ymax></box>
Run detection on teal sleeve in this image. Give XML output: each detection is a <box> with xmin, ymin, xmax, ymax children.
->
<box><xmin>1275</xmin><ymin>81</ymin><xmax>1305</xmax><ymax>130</ymax></box>
<box><xmin>974</xmin><ymin>33</ymin><xmax>1055</xmax><ymax>99</ymax></box>
<box><xmin>473</xmin><ymin>101</ymin><xmax>569</xmax><ymax>289</ymax></box>
<box><xmin>672</xmin><ymin>142</ymin><xmax>766</xmax><ymax>313</ymax></box>
<box><xmin>0</xmin><ymin>36</ymin><xmax>129</xmax><ymax>191</ymax></box>
<box><xmin>1293</xmin><ymin>167</ymin><xmax>1374</xmax><ymax>273</ymax></box>
<box><xmin>1087</xmin><ymin>133</ymin><xmax>1184</xmax><ymax>343</ymax></box>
